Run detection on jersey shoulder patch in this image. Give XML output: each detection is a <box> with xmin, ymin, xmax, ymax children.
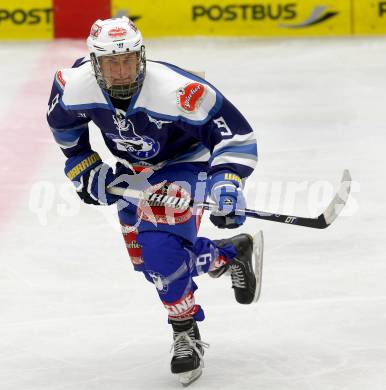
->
<box><xmin>176</xmin><ymin>81</ymin><xmax>207</xmax><ymax>114</ymax></box>
<box><xmin>55</xmin><ymin>70</ymin><xmax>67</xmax><ymax>90</ymax></box>
<box><xmin>58</xmin><ymin>61</ymin><xmax>108</xmax><ymax>109</ymax></box>
<box><xmin>132</xmin><ymin>61</ymin><xmax>222</xmax><ymax>125</ymax></box>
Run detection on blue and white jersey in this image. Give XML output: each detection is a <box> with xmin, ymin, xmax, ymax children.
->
<box><xmin>47</xmin><ymin>58</ymin><xmax>257</xmax><ymax>178</ymax></box>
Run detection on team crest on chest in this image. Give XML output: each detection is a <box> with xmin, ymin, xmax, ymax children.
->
<box><xmin>106</xmin><ymin>109</ymin><xmax>160</xmax><ymax>160</ymax></box>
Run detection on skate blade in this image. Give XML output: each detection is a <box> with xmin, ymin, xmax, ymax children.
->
<box><xmin>178</xmin><ymin>367</ymin><xmax>202</xmax><ymax>386</ymax></box>
<box><xmin>252</xmin><ymin>231</ymin><xmax>264</xmax><ymax>303</ymax></box>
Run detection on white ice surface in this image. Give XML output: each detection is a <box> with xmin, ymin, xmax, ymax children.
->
<box><xmin>0</xmin><ymin>37</ymin><xmax>386</xmax><ymax>390</ymax></box>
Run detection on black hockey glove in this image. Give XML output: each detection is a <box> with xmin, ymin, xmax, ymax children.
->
<box><xmin>65</xmin><ymin>151</ymin><xmax>120</xmax><ymax>205</ymax></box>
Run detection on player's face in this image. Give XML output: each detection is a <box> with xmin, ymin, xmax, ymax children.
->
<box><xmin>99</xmin><ymin>53</ymin><xmax>138</xmax><ymax>87</ymax></box>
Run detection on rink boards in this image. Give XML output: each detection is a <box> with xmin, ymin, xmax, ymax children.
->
<box><xmin>1</xmin><ymin>0</ymin><xmax>386</xmax><ymax>39</ymax></box>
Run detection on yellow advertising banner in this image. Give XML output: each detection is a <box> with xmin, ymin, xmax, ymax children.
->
<box><xmin>1</xmin><ymin>0</ymin><xmax>385</xmax><ymax>40</ymax></box>
<box><xmin>111</xmin><ymin>0</ymin><xmax>352</xmax><ymax>37</ymax></box>
<box><xmin>0</xmin><ymin>0</ymin><xmax>53</xmax><ymax>40</ymax></box>
<box><xmin>353</xmin><ymin>0</ymin><xmax>386</xmax><ymax>34</ymax></box>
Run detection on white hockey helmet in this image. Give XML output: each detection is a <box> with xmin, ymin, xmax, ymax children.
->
<box><xmin>86</xmin><ymin>17</ymin><xmax>146</xmax><ymax>99</ymax></box>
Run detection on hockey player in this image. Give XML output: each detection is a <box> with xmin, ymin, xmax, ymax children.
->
<box><xmin>47</xmin><ymin>17</ymin><xmax>260</xmax><ymax>385</ymax></box>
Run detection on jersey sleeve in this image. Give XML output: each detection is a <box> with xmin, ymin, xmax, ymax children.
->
<box><xmin>46</xmin><ymin>70</ymin><xmax>92</xmax><ymax>158</ymax></box>
<box><xmin>180</xmin><ymin>96</ymin><xmax>258</xmax><ymax>179</ymax></box>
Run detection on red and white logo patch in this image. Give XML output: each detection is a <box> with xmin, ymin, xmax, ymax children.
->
<box><xmin>137</xmin><ymin>182</ymin><xmax>192</xmax><ymax>226</ymax></box>
<box><xmin>177</xmin><ymin>82</ymin><xmax>206</xmax><ymax>113</ymax></box>
<box><xmin>163</xmin><ymin>291</ymin><xmax>197</xmax><ymax>318</ymax></box>
<box><xmin>108</xmin><ymin>27</ymin><xmax>127</xmax><ymax>38</ymax></box>
<box><xmin>55</xmin><ymin>70</ymin><xmax>66</xmax><ymax>88</ymax></box>
<box><xmin>90</xmin><ymin>23</ymin><xmax>102</xmax><ymax>38</ymax></box>
<box><xmin>121</xmin><ymin>225</ymin><xmax>144</xmax><ymax>266</ymax></box>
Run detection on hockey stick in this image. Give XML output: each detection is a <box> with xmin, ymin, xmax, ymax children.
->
<box><xmin>107</xmin><ymin>169</ymin><xmax>352</xmax><ymax>229</ymax></box>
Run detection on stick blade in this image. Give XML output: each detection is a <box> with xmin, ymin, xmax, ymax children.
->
<box><xmin>320</xmin><ymin>169</ymin><xmax>352</xmax><ymax>228</ymax></box>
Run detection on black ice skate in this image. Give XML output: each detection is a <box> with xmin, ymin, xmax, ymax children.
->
<box><xmin>209</xmin><ymin>231</ymin><xmax>264</xmax><ymax>304</ymax></box>
<box><xmin>170</xmin><ymin>318</ymin><xmax>209</xmax><ymax>386</ymax></box>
